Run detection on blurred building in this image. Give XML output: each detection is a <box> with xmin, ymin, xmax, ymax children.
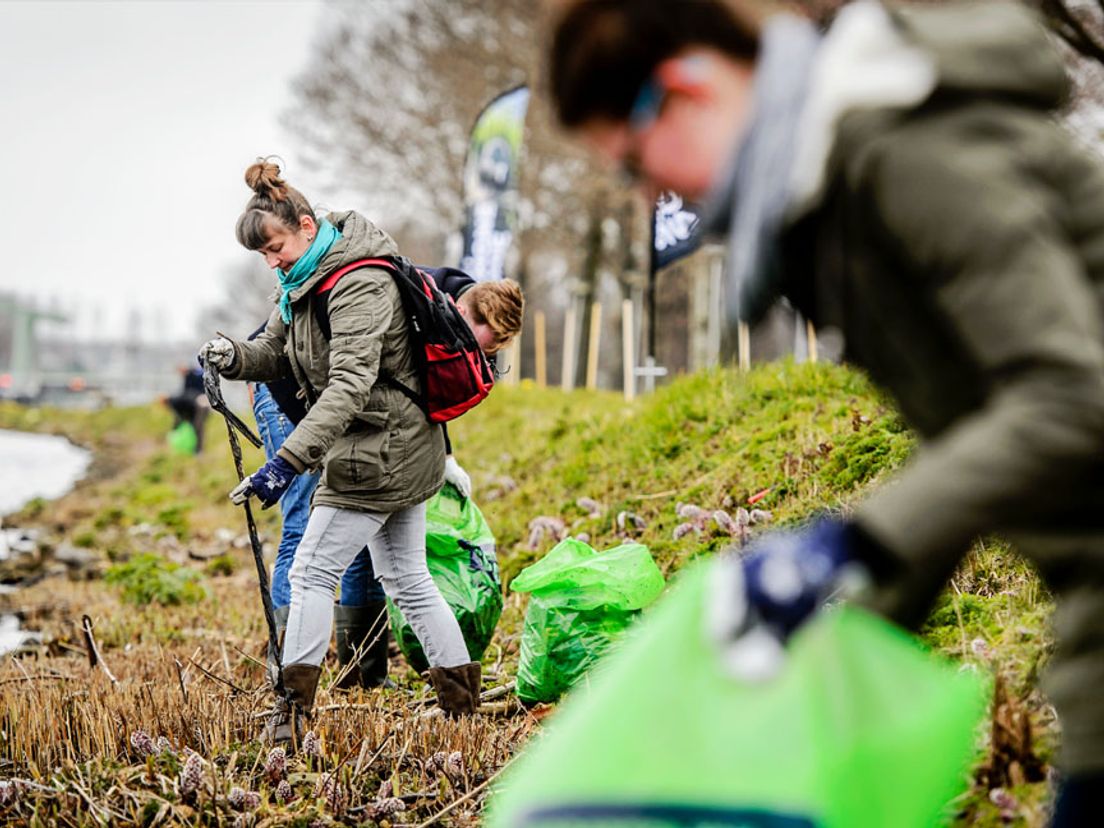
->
<box><xmin>1</xmin><ymin>292</ymin><xmax>197</xmax><ymax>407</ymax></box>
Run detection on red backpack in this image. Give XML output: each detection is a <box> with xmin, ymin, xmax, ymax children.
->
<box><xmin>313</xmin><ymin>257</ymin><xmax>495</xmax><ymax>423</ymax></box>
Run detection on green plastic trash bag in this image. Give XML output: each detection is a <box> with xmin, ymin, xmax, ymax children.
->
<box><xmin>167</xmin><ymin>421</ymin><xmax>197</xmax><ymax>456</ymax></box>
<box><xmin>387</xmin><ymin>483</ymin><xmax>502</xmax><ymax>672</ymax></box>
<box><xmin>488</xmin><ymin>560</ymin><xmax>987</xmax><ymax>828</ymax></box>
<box><xmin>510</xmin><ymin>538</ymin><xmax>666</xmax><ymax>704</ymax></box>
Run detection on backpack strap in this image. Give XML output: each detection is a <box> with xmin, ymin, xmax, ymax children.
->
<box><xmin>310</xmin><ymin>256</ymin><xmax>426</xmax><ymax>410</ymax></box>
<box><xmin>313</xmin><ymin>258</ymin><xmax>398</xmax><ymax>340</ymax></box>
<box><xmin>316</xmin><ymin>258</ymin><xmax>397</xmax><ymax>294</ymax></box>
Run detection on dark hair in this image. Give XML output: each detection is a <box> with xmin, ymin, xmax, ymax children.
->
<box><xmin>235</xmin><ymin>158</ymin><xmax>315</xmax><ymax>250</ymax></box>
<box><xmin>548</xmin><ymin>0</ymin><xmax>762</xmax><ymax>128</ymax></box>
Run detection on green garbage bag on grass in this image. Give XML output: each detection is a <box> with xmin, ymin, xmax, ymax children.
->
<box><xmin>488</xmin><ymin>560</ymin><xmax>987</xmax><ymax>828</ymax></box>
<box><xmin>510</xmin><ymin>538</ymin><xmax>665</xmax><ymax>704</ymax></box>
<box><xmin>167</xmin><ymin>421</ymin><xmax>197</xmax><ymax>456</ymax></box>
<box><xmin>387</xmin><ymin>483</ymin><xmax>502</xmax><ymax>672</ymax></box>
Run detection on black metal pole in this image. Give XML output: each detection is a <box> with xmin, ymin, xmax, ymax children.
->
<box><xmin>201</xmin><ymin>362</ymin><xmax>283</xmax><ymax>695</ymax></box>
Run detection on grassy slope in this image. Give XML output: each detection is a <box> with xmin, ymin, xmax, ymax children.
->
<box><xmin>0</xmin><ymin>362</ymin><xmax>1053</xmax><ymax>826</ymax></box>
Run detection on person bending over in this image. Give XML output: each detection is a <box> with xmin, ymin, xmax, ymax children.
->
<box><xmin>201</xmin><ymin>159</ymin><xmax>481</xmax><ymax>745</ymax></box>
<box><xmin>548</xmin><ymin>2</ymin><xmax>1104</xmax><ymax>823</ymax></box>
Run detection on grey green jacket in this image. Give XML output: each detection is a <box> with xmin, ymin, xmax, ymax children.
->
<box><xmin>225</xmin><ymin>211</ymin><xmax>445</xmax><ymax>513</ymax></box>
<box><xmin>769</xmin><ymin>2</ymin><xmax>1104</xmax><ymax>772</ymax></box>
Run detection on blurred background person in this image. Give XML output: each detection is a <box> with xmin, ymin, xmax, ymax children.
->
<box><xmin>164</xmin><ymin>364</ymin><xmax>208</xmax><ymax>454</ymax></box>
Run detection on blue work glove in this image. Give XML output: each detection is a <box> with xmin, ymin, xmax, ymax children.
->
<box><xmin>707</xmin><ymin>520</ymin><xmax>871</xmax><ymax>682</ymax></box>
<box><xmin>229</xmin><ymin>455</ymin><xmax>298</xmax><ymax>509</ymax></box>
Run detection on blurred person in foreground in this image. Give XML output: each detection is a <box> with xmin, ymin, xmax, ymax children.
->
<box><xmin>548</xmin><ymin>1</ymin><xmax>1104</xmax><ymax>822</ymax></box>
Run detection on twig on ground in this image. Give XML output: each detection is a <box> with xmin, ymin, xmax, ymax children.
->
<box><xmin>313</xmin><ymin>701</ymin><xmax>380</xmax><ymax>714</ymax></box>
<box><xmin>479</xmin><ymin>700</ymin><xmax>521</xmax><ymax>716</ymax></box>
<box><xmin>2</xmin><ymin>778</ymin><xmax>55</xmax><ymax>793</ymax></box>
<box><xmin>187</xmin><ymin>658</ymin><xmax>249</xmax><ymax>695</ymax></box>
<box><xmin>405</xmin><ymin>685</ymin><xmax>436</xmax><ymax>710</ymax></box>
<box><xmin>625</xmin><ymin>488</ymin><xmax>678</xmax><ymax>501</ymax></box>
<box><xmin>220</xmin><ymin>641</ymin><xmax>232</xmax><ymax>677</ymax></box>
<box><xmin>0</xmin><ymin>671</ymin><xmax>74</xmax><ymax>686</ymax></box>
<box><xmin>412</xmin><ymin>760</ymin><xmax>514</xmax><ymax>828</ymax></box>
<box><xmin>352</xmin><ymin>736</ymin><xmax>372</xmax><ymax>779</ymax></box>
<box><xmin>356</xmin><ymin>732</ymin><xmax>395</xmax><ymax>779</ymax></box>
<box><xmin>480</xmin><ymin>681</ymin><xmax>515</xmax><ymax>702</ymax></box>
<box><xmin>10</xmin><ymin>656</ymin><xmax>33</xmax><ymax>683</ymax></box>
<box><xmin>173</xmin><ymin>657</ymin><xmax>189</xmax><ymax>704</ymax></box>
<box><xmin>229</xmin><ymin>643</ymin><xmax>267</xmax><ymax>675</ymax></box>
<box><xmin>348</xmin><ymin>790</ymin><xmax>435</xmax><ymax>814</ymax></box>
<box><xmin>71</xmin><ymin>766</ymin><xmax>118</xmax><ymax>823</ymax></box>
<box><xmin>394</xmin><ymin>733</ymin><xmax>415</xmax><ymax>775</ymax></box>
<box><xmin>81</xmin><ymin>614</ymin><xmax>118</xmax><ymax>684</ymax></box>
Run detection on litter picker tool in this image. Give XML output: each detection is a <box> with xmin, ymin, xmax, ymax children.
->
<box><xmin>202</xmin><ymin>359</ymin><xmax>284</xmax><ymax>694</ymax></box>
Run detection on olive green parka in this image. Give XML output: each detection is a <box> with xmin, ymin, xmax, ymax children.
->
<box><xmin>770</xmin><ymin>2</ymin><xmax>1104</xmax><ymax>773</ymax></box>
<box><xmin>225</xmin><ymin>211</ymin><xmax>445</xmax><ymax>513</ymax></box>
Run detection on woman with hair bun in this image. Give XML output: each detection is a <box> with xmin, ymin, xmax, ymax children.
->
<box><xmin>199</xmin><ymin>159</ymin><xmax>480</xmax><ymax>745</ymax></box>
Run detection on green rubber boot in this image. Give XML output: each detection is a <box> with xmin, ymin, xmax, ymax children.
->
<box><xmin>334</xmin><ymin>601</ymin><xmax>393</xmax><ymax>690</ymax></box>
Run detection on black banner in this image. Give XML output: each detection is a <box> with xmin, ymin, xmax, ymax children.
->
<box><xmin>653</xmin><ymin>191</ymin><xmax>702</xmax><ymax>270</ymax></box>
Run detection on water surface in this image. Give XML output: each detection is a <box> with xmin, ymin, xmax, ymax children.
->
<box><xmin>0</xmin><ymin>428</ymin><xmax>91</xmax><ymax>517</ymax></box>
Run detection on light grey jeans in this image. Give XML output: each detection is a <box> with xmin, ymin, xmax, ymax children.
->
<box><xmin>282</xmin><ymin>503</ymin><xmax>470</xmax><ymax>670</ymax></box>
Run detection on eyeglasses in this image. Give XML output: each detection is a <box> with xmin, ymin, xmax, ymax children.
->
<box><xmin>620</xmin><ymin>57</ymin><xmax>707</xmax><ymax>184</ymax></box>
<box><xmin>629</xmin><ymin>75</ymin><xmax>667</xmax><ymax>134</ymax></box>
<box><xmin>617</xmin><ymin>76</ymin><xmax>667</xmax><ymax>185</ymax></box>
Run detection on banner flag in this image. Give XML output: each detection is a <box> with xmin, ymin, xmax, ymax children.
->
<box><xmin>653</xmin><ymin>190</ymin><xmax>702</xmax><ymax>269</ymax></box>
<box><xmin>459</xmin><ymin>85</ymin><xmax>530</xmax><ymax>280</ymax></box>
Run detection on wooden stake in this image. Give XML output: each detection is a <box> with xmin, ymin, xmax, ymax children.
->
<box><xmin>806</xmin><ymin>318</ymin><xmax>818</xmax><ymax>364</ymax></box>
<box><xmin>586</xmin><ymin>302</ymin><xmax>603</xmax><ymax>390</ymax></box>
<box><xmin>534</xmin><ymin>311</ymin><xmax>547</xmax><ymax>387</ymax></box>
<box><xmin>738</xmin><ymin>322</ymin><xmax>751</xmax><ymax>372</ymax></box>
<box><xmin>689</xmin><ymin>261</ymin><xmax>709</xmax><ymax>371</ymax></box>
<box><xmin>622</xmin><ymin>299</ymin><xmax>635</xmax><ymax>402</ymax></box>
<box><xmin>504</xmin><ymin>332</ymin><xmax>521</xmax><ymax>386</ymax></box>
<box><xmin>561</xmin><ymin>306</ymin><xmax>577</xmax><ymax>391</ymax></box>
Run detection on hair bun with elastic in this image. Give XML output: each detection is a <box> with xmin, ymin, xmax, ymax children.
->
<box><xmin>244</xmin><ymin>158</ymin><xmax>288</xmax><ymax>201</ymax></box>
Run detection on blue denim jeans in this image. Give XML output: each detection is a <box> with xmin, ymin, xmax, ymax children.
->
<box><xmin>251</xmin><ymin>383</ymin><xmax>384</xmax><ymax>608</ymax></box>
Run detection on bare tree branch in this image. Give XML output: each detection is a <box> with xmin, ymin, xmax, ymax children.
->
<box><xmin>1038</xmin><ymin>0</ymin><xmax>1104</xmax><ymax>65</ymax></box>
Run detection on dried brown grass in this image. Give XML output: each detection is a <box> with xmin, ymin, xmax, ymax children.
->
<box><xmin>0</xmin><ymin>575</ymin><xmax>532</xmax><ymax>827</ymax></box>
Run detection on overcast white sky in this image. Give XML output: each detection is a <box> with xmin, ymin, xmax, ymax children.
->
<box><xmin>0</xmin><ymin>0</ymin><xmax>327</xmax><ymax>343</ymax></box>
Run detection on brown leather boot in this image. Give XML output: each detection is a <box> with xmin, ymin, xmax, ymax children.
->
<box><xmin>265</xmin><ymin>663</ymin><xmax>321</xmax><ymax>748</ymax></box>
<box><xmin>428</xmin><ymin>662</ymin><xmax>481</xmax><ymax>717</ymax></box>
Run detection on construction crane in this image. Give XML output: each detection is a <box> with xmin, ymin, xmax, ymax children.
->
<box><xmin>0</xmin><ymin>294</ymin><xmax>68</xmax><ymax>400</ymax></box>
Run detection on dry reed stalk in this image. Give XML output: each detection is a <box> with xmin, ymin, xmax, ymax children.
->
<box><xmin>0</xmin><ymin>588</ymin><xmax>529</xmax><ymax>826</ymax></box>
<box><xmin>413</xmin><ymin>757</ymin><xmax>515</xmax><ymax>828</ymax></box>
<box><xmin>0</xmin><ymin>671</ymin><xmax>74</xmax><ymax>686</ymax></box>
<box><xmin>80</xmin><ymin>615</ymin><xmax>117</xmax><ymax>684</ymax></box>
<box><xmin>187</xmin><ymin>657</ymin><xmax>248</xmax><ymax>695</ymax></box>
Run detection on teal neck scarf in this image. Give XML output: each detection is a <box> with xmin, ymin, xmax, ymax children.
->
<box><xmin>277</xmin><ymin>218</ymin><xmax>341</xmax><ymax>323</ymax></box>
